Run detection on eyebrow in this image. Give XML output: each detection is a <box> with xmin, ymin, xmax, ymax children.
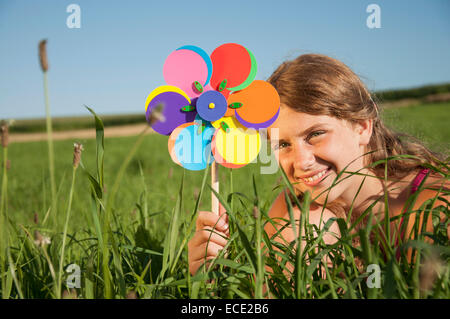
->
<box><xmin>299</xmin><ymin>123</ymin><xmax>328</xmax><ymax>137</ymax></box>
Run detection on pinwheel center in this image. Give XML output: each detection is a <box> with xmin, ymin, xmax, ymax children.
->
<box><xmin>196</xmin><ymin>90</ymin><xmax>227</xmax><ymax>122</ymax></box>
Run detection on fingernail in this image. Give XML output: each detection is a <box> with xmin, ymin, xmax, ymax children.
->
<box><xmin>218</xmin><ymin>220</ymin><xmax>228</xmax><ymax>231</ymax></box>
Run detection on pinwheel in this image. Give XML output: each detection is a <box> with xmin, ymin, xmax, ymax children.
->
<box><xmin>145</xmin><ymin>43</ymin><xmax>280</xmax><ymax>214</ymax></box>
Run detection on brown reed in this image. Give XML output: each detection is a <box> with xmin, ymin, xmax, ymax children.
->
<box><xmin>38</xmin><ymin>40</ymin><xmax>49</xmax><ymax>72</ymax></box>
<box><xmin>1</xmin><ymin>122</ymin><xmax>9</xmax><ymax>148</ymax></box>
<box><xmin>147</xmin><ymin>103</ymin><xmax>165</xmax><ymax>126</ymax></box>
<box><xmin>73</xmin><ymin>143</ymin><xmax>84</xmax><ymax>168</ymax></box>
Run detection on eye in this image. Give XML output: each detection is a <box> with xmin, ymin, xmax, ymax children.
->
<box><xmin>280</xmin><ymin>142</ymin><xmax>290</xmax><ymax>149</ymax></box>
<box><xmin>306</xmin><ymin>130</ymin><xmax>325</xmax><ymax>142</ymax></box>
<box><xmin>274</xmin><ymin>141</ymin><xmax>290</xmax><ymax>150</ymax></box>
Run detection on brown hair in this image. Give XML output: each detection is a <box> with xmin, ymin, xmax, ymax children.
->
<box><xmin>268</xmin><ymin>54</ymin><xmax>449</xmax><ymax>223</ymax></box>
<box><xmin>268</xmin><ymin>54</ymin><xmax>446</xmax><ymax>181</ymax></box>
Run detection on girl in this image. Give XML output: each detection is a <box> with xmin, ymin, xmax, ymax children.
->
<box><xmin>188</xmin><ymin>53</ymin><xmax>449</xmax><ymax>276</ymax></box>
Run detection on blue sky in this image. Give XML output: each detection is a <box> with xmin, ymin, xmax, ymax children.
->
<box><xmin>1</xmin><ymin>0</ymin><xmax>449</xmax><ymax>119</ymax></box>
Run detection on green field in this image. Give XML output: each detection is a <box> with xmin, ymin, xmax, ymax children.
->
<box><xmin>10</xmin><ymin>114</ymin><xmax>146</xmax><ymax>134</ymax></box>
<box><xmin>7</xmin><ymin>132</ymin><xmax>280</xmax><ymax>233</ymax></box>
<box><xmin>7</xmin><ymin>103</ymin><xmax>448</xmax><ymax>227</ymax></box>
<box><xmin>0</xmin><ymin>102</ymin><xmax>449</xmax><ymax>299</ymax></box>
<box><xmin>382</xmin><ymin>103</ymin><xmax>450</xmax><ymax>154</ymax></box>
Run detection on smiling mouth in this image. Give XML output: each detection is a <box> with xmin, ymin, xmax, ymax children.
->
<box><xmin>298</xmin><ymin>167</ymin><xmax>332</xmax><ymax>186</ymax></box>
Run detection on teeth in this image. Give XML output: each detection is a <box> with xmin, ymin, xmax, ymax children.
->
<box><xmin>303</xmin><ymin>168</ymin><xmax>328</xmax><ymax>183</ymax></box>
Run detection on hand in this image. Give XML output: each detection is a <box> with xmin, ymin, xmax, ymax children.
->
<box><xmin>188</xmin><ymin>203</ymin><xmax>229</xmax><ymax>275</ymax></box>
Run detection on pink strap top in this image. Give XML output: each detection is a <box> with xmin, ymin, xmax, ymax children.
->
<box><xmin>396</xmin><ymin>168</ymin><xmax>430</xmax><ymax>253</ymax></box>
<box><xmin>410</xmin><ymin>168</ymin><xmax>430</xmax><ymax>194</ymax></box>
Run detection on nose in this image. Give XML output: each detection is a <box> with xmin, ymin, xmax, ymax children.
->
<box><xmin>292</xmin><ymin>143</ymin><xmax>315</xmax><ymax>172</ymax></box>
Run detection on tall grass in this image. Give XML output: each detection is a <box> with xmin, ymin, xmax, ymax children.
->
<box><xmin>1</xmin><ymin>122</ymin><xmax>10</xmax><ymax>298</ymax></box>
<box><xmin>0</xmin><ymin>108</ymin><xmax>448</xmax><ymax>299</ymax></box>
<box><xmin>39</xmin><ymin>40</ymin><xmax>57</xmax><ymax>228</ymax></box>
<box><xmin>56</xmin><ymin>143</ymin><xmax>81</xmax><ymax>298</ymax></box>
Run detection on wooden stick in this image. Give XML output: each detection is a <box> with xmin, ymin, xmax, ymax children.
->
<box><xmin>211</xmin><ymin>161</ymin><xmax>219</xmax><ymax>215</ymax></box>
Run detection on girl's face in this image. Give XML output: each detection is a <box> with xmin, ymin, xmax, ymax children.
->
<box><xmin>269</xmin><ymin>105</ymin><xmax>372</xmax><ymax>204</ymax></box>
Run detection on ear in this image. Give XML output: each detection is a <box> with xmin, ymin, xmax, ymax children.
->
<box><xmin>355</xmin><ymin>119</ymin><xmax>373</xmax><ymax>146</ymax></box>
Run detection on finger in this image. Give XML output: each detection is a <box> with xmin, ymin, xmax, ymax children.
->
<box><xmin>190</xmin><ymin>256</ymin><xmax>215</xmax><ymax>275</ymax></box>
<box><xmin>190</xmin><ymin>241</ymin><xmax>225</xmax><ymax>261</ymax></box>
<box><xmin>190</xmin><ymin>256</ymin><xmax>216</xmax><ymax>275</ymax></box>
<box><xmin>219</xmin><ymin>202</ymin><xmax>226</xmax><ymax>216</ymax></box>
<box><xmin>197</xmin><ymin>211</ymin><xmax>228</xmax><ymax>231</ymax></box>
<box><xmin>194</xmin><ymin>227</ymin><xmax>229</xmax><ymax>247</ymax></box>
<box><xmin>189</xmin><ymin>228</ymin><xmax>229</xmax><ymax>253</ymax></box>
<box><xmin>219</xmin><ymin>202</ymin><xmax>229</xmax><ymax>225</ymax></box>
<box><xmin>196</xmin><ymin>211</ymin><xmax>228</xmax><ymax>232</ymax></box>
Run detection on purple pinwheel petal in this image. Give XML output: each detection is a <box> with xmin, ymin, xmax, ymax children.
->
<box><xmin>235</xmin><ymin>107</ymin><xmax>280</xmax><ymax>129</ymax></box>
<box><xmin>146</xmin><ymin>91</ymin><xmax>196</xmax><ymax>135</ymax></box>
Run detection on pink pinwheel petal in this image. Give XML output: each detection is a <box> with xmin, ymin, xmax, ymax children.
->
<box><xmin>163</xmin><ymin>49</ymin><xmax>208</xmax><ymax>98</ymax></box>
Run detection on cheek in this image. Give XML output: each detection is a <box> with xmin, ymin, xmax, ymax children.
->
<box><xmin>278</xmin><ymin>154</ymin><xmax>289</xmax><ymax>173</ymax></box>
<box><xmin>311</xmin><ymin>137</ymin><xmax>342</xmax><ymax>168</ymax></box>
<box><xmin>322</xmin><ymin>131</ymin><xmax>361</xmax><ymax>169</ymax></box>
<box><xmin>273</xmin><ymin>150</ymin><xmax>280</xmax><ymax>163</ymax></box>
<box><xmin>277</xmin><ymin>152</ymin><xmax>296</xmax><ymax>179</ymax></box>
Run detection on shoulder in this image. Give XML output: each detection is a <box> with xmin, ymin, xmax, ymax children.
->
<box><xmin>413</xmin><ymin>171</ymin><xmax>449</xmax><ymax>208</ymax></box>
<box><xmin>391</xmin><ymin>169</ymin><xmax>449</xmax><ymax>207</ymax></box>
<box><xmin>425</xmin><ymin>171</ymin><xmax>450</xmax><ymax>190</ymax></box>
<box><xmin>268</xmin><ymin>191</ymin><xmax>288</xmax><ymax>219</ymax></box>
<box><xmin>403</xmin><ymin>171</ymin><xmax>449</xmax><ymax>239</ymax></box>
<box><xmin>264</xmin><ymin>191</ymin><xmax>289</xmax><ymax>238</ymax></box>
